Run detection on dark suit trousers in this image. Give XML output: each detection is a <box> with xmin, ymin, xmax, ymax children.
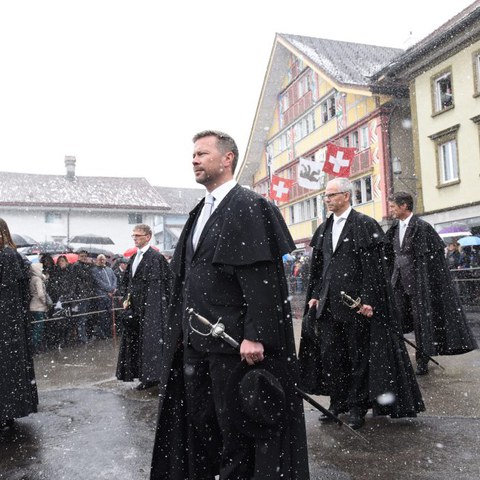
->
<box><xmin>393</xmin><ymin>282</ymin><xmax>427</xmax><ymax>365</ymax></box>
<box><xmin>319</xmin><ymin>303</ymin><xmax>370</xmax><ymax>412</ymax></box>
<box><xmin>184</xmin><ymin>346</ymin><xmax>254</xmax><ymax>480</ymax></box>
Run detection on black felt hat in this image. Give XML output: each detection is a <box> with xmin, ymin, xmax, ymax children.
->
<box><xmin>225</xmin><ymin>357</ymin><xmax>290</xmax><ymax>438</ymax></box>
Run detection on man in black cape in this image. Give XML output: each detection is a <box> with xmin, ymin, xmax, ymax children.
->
<box><xmin>1</xmin><ymin>218</ymin><xmax>38</xmax><ymax>429</ymax></box>
<box><xmin>116</xmin><ymin>224</ymin><xmax>173</xmax><ymax>390</ymax></box>
<box><xmin>386</xmin><ymin>192</ymin><xmax>477</xmax><ymax>375</ymax></box>
<box><xmin>150</xmin><ymin>131</ymin><xmax>309</xmax><ymax>480</ymax></box>
<box><xmin>298</xmin><ymin>179</ymin><xmax>424</xmax><ymax>430</ymax></box>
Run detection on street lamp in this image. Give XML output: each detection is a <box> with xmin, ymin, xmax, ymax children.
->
<box><xmin>392</xmin><ymin>157</ymin><xmax>417</xmax><ymax>191</ymax></box>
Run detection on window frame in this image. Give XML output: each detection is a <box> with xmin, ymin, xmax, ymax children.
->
<box><xmin>351</xmin><ymin>176</ymin><xmax>373</xmax><ymax>206</ymax></box>
<box><xmin>431</xmin><ymin>68</ymin><xmax>454</xmax><ymax>115</ymax></box>
<box><xmin>128</xmin><ymin>213</ymin><xmax>143</xmax><ymax>224</ymax></box>
<box><xmin>429</xmin><ymin>124</ymin><xmax>461</xmax><ymax>188</ymax></box>
<box><xmin>472</xmin><ymin>49</ymin><xmax>480</xmax><ymax>97</ymax></box>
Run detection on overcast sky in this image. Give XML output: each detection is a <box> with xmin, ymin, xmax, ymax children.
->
<box><xmin>0</xmin><ymin>0</ymin><xmax>475</xmax><ymax>188</ymax></box>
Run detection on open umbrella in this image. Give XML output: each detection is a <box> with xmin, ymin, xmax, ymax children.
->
<box><xmin>12</xmin><ymin>233</ymin><xmax>38</xmax><ymax>248</ymax></box>
<box><xmin>458</xmin><ymin>236</ymin><xmax>480</xmax><ymax>247</ymax></box>
<box><xmin>438</xmin><ymin>224</ymin><xmax>472</xmax><ymax>239</ymax></box>
<box><xmin>53</xmin><ymin>253</ymin><xmax>79</xmax><ymax>264</ymax></box>
<box><xmin>70</xmin><ymin>234</ymin><xmax>114</xmax><ymax>245</ymax></box>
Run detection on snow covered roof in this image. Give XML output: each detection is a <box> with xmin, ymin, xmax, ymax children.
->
<box><xmin>154</xmin><ymin>186</ymin><xmax>204</xmax><ymax>215</ymax></box>
<box><xmin>372</xmin><ymin>1</ymin><xmax>480</xmax><ymax>81</ymax></box>
<box><xmin>278</xmin><ymin>34</ymin><xmax>402</xmax><ymax>87</ymax></box>
<box><xmin>0</xmin><ymin>171</ymin><xmax>170</xmax><ymax>211</ymax></box>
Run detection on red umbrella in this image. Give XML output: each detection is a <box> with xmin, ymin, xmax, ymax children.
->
<box><xmin>123</xmin><ymin>245</ymin><xmax>159</xmax><ymax>258</ymax></box>
<box><xmin>53</xmin><ymin>253</ymin><xmax>79</xmax><ymax>264</ymax></box>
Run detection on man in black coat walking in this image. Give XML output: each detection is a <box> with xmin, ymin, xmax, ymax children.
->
<box><xmin>299</xmin><ymin>178</ymin><xmax>424</xmax><ymax>430</ymax></box>
<box><xmin>116</xmin><ymin>224</ymin><xmax>172</xmax><ymax>390</ymax></box>
<box><xmin>150</xmin><ymin>130</ymin><xmax>309</xmax><ymax>480</ymax></box>
<box><xmin>386</xmin><ymin>192</ymin><xmax>477</xmax><ymax>375</ymax></box>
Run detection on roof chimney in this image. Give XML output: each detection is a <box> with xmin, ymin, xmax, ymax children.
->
<box><xmin>65</xmin><ymin>155</ymin><xmax>76</xmax><ymax>180</ymax></box>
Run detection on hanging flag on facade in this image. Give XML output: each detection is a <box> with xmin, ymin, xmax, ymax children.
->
<box><xmin>269</xmin><ymin>175</ymin><xmax>295</xmax><ymax>202</ymax></box>
<box><xmin>298</xmin><ymin>157</ymin><xmax>322</xmax><ymax>190</ymax></box>
<box><xmin>323</xmin><ymin>143</ymin><xmax>357</xmax><ymax>177</ymax></box>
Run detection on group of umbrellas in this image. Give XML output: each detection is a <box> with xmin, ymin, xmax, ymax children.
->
<box><xmin>13</xmin><ymin>232</ymin><xmax>159</xmax><ymax>264</ymax></box>
<box><xmin>437</xmin><ymin>224</ymin><xmax>480</xmax><ymax>246</ymax></box>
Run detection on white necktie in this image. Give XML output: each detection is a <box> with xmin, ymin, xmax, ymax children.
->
<box><xmin>192</xmin><ymin>194</ymin><xmax>215</xmax><ymax>249</ymax></box>
<box><xmin>399</xmin><ymin>222</ymin><xmax>408</xmax><ymax>247</ymax></box>
<box><xmin>132</xmin><ymin>249</ymin><xmax>143</xmax><ymax>276</ymax></box>
<box><xmin>332</xmin><ymin>217</ymin><xmax>346</xmax><ymax>251</ymax></box>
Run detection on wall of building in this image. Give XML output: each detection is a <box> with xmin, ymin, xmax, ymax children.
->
<box><xmin>414</xmin><ymin>39</ymin><xmax>480</xmax><ymax>214</ymax></box>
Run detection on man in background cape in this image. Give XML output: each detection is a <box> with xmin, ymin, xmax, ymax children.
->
<box><xmin>386</xmin><ymin>192</ymin><xmax>477</xmax><ymax>375</ymax></box>
<box><xmin>298</xmin><ymin>178</ymin><xmax>424</xmax><ymax>430</ymax></box>
<box><xmin>150</xmin><ymin>131</ymin><xmax>309</xmax><ymax>479</ymax></box>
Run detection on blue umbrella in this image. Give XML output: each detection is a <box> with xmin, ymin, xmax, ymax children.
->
<box><xmin>458</xmin><ymin>236</ymin><xmax>480</xmax><ymax>247</ymax></box>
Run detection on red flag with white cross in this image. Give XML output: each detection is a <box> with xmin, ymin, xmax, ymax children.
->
<box><xmin>269</xmin><ymin>175</ymin><xmax>295</xmax><ymax>202</ymax></box>
<box><xmin>323</xmin><ymin>143</ymin><xmax>357</xmax><ymax>177</ymax></box>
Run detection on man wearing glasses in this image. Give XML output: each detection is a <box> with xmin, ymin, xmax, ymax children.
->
<box><xmin>299</xmin><ymin>178</ymin><xmax>424</xmax><ymax>430</ymax></box>
<box><xmin>116</xmin><ymin>224</ymin><xmax>172</xmax><ymax>390</ymax></box>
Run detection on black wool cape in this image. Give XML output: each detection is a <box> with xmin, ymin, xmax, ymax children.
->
<box><xmin>385</xmin><ymin>216</ymin><xmax>478</xmax><ymax>356</ymax></box>
<box><xmin>0</xmin><ymin>247</ymin><xmax>38</xmax><ymax>424</ymax></box>
<box><xmin>299</xmin><ymin>212</ymin><xmax>425</xmax><ymax>418</ymax></box>
<box><xmin>116</xmin><ymin>248</ymin><xmax>173</xmax><ymax>383</ymax></box>
<box><xmin>150</xmin><ymin>186</ymin><xmax>310</xmax><ymax>480</ymax></box>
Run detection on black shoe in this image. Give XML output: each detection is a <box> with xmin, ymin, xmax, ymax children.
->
<box><xmin>319</xmin><ymin>405</ymin><xmax>347</xmax><ymax>423</ymax></box>
<box><xmin>347</xmin><ymin>409</ymin><xmax>366</xmax><ymax>430</ymax></box>
<box><xmin>416</xmin><ymin>365</ymin><xmax>429</xmax><ymax>375</ymax></box>
<box><xmin>416</xmin><ymin>359</ymin><xmax>429</xmax><ymax>375</ymax></box>
<box><xmin>136</xmin><ymin>381</ymin><xmax>159</xmax><ymax>391</ymax></box>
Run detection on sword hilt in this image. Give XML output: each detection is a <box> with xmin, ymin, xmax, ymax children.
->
<box><xmin>340</xmin><ymin>291</ymin><xmax>362</xmax><ymax>309</ymax></box>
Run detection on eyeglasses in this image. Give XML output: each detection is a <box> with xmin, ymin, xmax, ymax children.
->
<box><xmin>322</xmin><ymin>192</ymin><xmax>347</xmax><ymax>200</ymax></box>
<box><xmin>131</xmin><ymin>234</ymin><xmax>148</xmax><ymax>238</ymax></box>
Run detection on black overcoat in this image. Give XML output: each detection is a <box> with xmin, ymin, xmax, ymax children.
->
<box><xmin>385</xmin><ymin>216</ymin><xmax>478</xmax><ymax>356</ymax></box>
<box><xmin>116</xmin><ymin>247</ymin><xmax>173</xmax><ymax>383</ymax></box>
<box><xmin>0</xmin><ymin>247</ymin><xmax>38</xmax><ymax>424</ymax></box>
<box><xmin>150</xmin><ymin>185</ymin><xmax>310</xmax><ymax>480</ymax></box>
<box><xmin>299</xmin><ymin>210</ymin><xmax>425</xmax><ymax>418</ymax></box>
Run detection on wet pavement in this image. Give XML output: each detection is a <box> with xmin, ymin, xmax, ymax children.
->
<box><xmin>1</xmin><ymin>307</ymin><xmax>480</xmax><ymax>479</ymax></box>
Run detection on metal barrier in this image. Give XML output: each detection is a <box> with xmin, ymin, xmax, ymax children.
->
<box><xmin>450</xmin><ymin>267</ymin><xmax>480</xmax><ymax>308</ymax></box>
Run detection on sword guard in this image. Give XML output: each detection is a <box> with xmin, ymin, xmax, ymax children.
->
<box><xmin>340</xmin><ymin>291</ymin><xmax>362</xmax><ymax>309</ymax></box>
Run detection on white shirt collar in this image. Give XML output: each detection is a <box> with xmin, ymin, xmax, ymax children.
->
<box><xmin>137</xmin><ymin>244</ymin><xmax>150</xmax><ymax>255</ymax></box>
<box><xmin>207</xmin><ymin>179</ymin><xmax>237</xmax><ymax>212</ymax></box>
<box><xmin>333</xmin><ymin>205</ymin><xmax>352</xmax><ymax>223</ymax></box>
<box><xmin>401</xmin><ymin>213</ymin><xmax>413</xmax><ymax>228</ymax></box>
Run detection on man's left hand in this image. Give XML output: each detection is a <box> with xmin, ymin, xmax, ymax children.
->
<box><xmin>357</xmin><ymin>304</ymin><xmax>373</xmax><ymax>317</ymax></box>
<box><xmin>240</xmin><ymin>339</ymin><xmax>264</xmax><ymax>365</ymax></box>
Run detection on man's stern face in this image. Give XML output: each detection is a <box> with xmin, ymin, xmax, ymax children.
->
<box><xmin>192</xmin><ymin>136</ymin><xmax>232</xmax><ymax>190</ymax></box>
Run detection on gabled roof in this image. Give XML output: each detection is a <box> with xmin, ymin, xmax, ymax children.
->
<box><xmin>373</xmin><ymin>1</ymin><xmax>480</xmax><ymax>82</ymax></box>
<box><xmin>154</xmin><ymin>186</ymin><xmax>204</xmax><ymax>215</ymax></box>
<box><xmin>0</xmin><ymin>171</ymin><xmax>170</xmax><ymax>211</ymax></box>
<box><xmin>237</xmin><ymin>33</ymin><xmax>402</xmax><ymax>185</ymax></box>
<box><xmin>279</xmin><ymin>34</ymin><xmax>402</xmax><ymax>88</ymax></box>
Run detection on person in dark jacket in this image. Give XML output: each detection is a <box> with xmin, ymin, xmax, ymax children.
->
<box><xmin>70</xmin><ymin>250</ymin><xmax>95</xmax><ymax>344</ymax></box>
<box><xmin>298</xmin><ymin>179</ymin><xmax>424</xmax><ymax>430</ymax></box>
<box><xmin>386</xmin><ymin>192</ymin><xmax>478</xmax><ymax>375</ymax></box>
<box><xmin>49</xmin><ymin>255</ymin><xmax>75</xmax><ymax>346</ymax></box>
<box><xmin>91</xmin><ymin>254</ymin><xmax>117</xmax><ymax>339</ymax></box>
<box><xmin>0</xmin><ymin>218</ymin><xmax>38</xmax><ymax>429</ymax></box>
<box><xmin>150</xmin><ymin>131</ymin><xmax>309</xmax><ymax>480</ymax></box>
<box><xmin>116</xmin><ymin>225</ymin><xmax>173</xmax><ymax>390</ymax></box>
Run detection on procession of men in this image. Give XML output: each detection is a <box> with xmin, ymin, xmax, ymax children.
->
<box><xmin>2</xmin><ymin>130</ymin><xmax>478</xmax><ymax>480</ymax></box>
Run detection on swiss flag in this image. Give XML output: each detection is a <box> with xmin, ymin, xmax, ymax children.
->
<box><xmin>269</xmin><ymin>175</ymin><xmax>295</xmax><ymax>202</ymax></box>
<box><xmin>323</xmin><ymin>143</ymin><xmax>357</xmax><ymax>177</ymax></box>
